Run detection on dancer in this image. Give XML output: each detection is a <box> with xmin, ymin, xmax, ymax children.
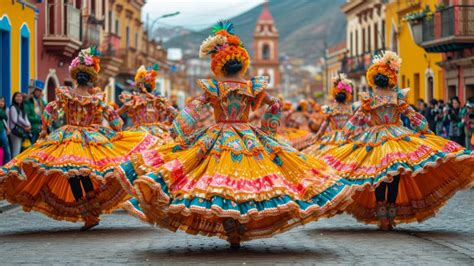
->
<box><xmin>304</xmin><ymin>74</ymin><xmax>355</xmax><ymax>157</ymax></box>
<box><xmin>280</xmin><ymin>100</ymin><xmax>315</xmax><ymax>150</ymax></box>
<box><xmin>118</xmin><ymin>65</ymin><xmax>176</xmax><ymax>142</ymax></box>
<box><xmin>117</xmin><ymin>21</ymin><xmax>356</xmax><ymax>248</ymax></box>
<box><xmin>0</xmin><ymin>48</ymin><xmax>156</xmax><ymax>230</ymax></box>
<box><xmin>322</xmin><ymin>51</ymin><xmax>474</xmax><ymax>230</ymax></box>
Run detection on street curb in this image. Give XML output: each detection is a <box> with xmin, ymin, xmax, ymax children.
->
<box><xmin>0</xmin><ymin>202</ymin><xmax>17</xmax><ymax>213</ymax></box>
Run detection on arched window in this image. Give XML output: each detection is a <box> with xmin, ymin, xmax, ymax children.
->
<box><xmin>46</xmin><ymin>76</ymin><xmax>58</xmax><ymax>102</ymax></box>
<box><xmin>0</xmin><ymin>16</ymin><xmax>11</xmax><ymax>105</ymax></box>
<box><xmin>20</xmin><ymin>25</ymin><xmax>30</xmax><ymax>93</ymax></box>
<box><xmin>427</xmin><ymin>76</ymin><xmax>434</xmax><ymax>101</ymax></box>
<box><xmin>262</xmin><ymin>43</ymin><xmax>270</xmax><ymax>60</ymax></box>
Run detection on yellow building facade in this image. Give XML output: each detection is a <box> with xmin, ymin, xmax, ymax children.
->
<box><xmin>0</xmin><ymin>0</ymin><xmax>37</xmax><ymax>105</ymax></box>
<box><xmin>385</xmin><ymin>0</ymin><xmax>444</xmax><ymax>104</ymax></box>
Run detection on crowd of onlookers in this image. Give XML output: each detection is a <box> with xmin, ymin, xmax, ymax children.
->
<box><xmin>0</xmin><ymin>85</ymin><xmax>46</xmax><ymax>166</ymax></box>
<box><xmin>416</xmin><ymin>96</ymin><xmax>474</xmax><ymax>149</ymax></box>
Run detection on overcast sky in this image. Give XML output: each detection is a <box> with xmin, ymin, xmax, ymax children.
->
<box><xmin>142</xmin><ymin>0</ymin><xmax>266</xmax><ymax>30</ymax></box>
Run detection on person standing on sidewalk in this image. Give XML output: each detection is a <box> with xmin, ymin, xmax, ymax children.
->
<box><xmin>8</xmin><ymin>92</ymin><xmax>31</xmax><ymax>157</ymax></box>
<box><xmin>0</xmin><ymin>97</ymin><xmax>11</xmax><ymax>165</ymax></box>
<box><xmin>24</xmin><ymin>82</ymin><xmax>47</xmax><ymax>144</ymax></box>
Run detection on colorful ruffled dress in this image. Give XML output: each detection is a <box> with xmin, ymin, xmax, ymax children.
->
<box><xmin>120</xmin><ymin>93</ymin><xmax>174</xmax><ymax>144</ymax></box>
<box><xmin>117</xmin><ymin>77</ymin><xmax>356</xmax><ymax>241</ymax></box>
<box><xmin>0</xmin><ymin>87</ymin><xmax>157</xmax><ymax>222</ymax></box>
<box><xmin>280</xmin><ymin>111</ymin><xmax>315</xmax><ymax>150</ymax></box>
<box><xmin>322</xmin><ymin>89</ymin><xmax>474</xmax><ymax>224</ymax></box>
<box><xmin>304</xmin><ymin>103</ymin><xmax>355</xmax><ymax>157</ymax></box>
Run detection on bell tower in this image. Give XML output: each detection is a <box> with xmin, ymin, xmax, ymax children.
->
<box><xmin>252</xmin><ymin>1</ymin><xmax>280</xmax><ymax>89</ymax></box>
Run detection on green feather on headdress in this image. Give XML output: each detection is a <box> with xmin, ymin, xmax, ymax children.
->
<box><xmin>212</xmin><ymin>20</ymin><xmax>235</xmax><ymax>35</ymax></box>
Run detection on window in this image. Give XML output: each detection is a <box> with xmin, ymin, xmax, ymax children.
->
<box><xmin>374</xmin><ymin>23</ymin><xmax>378</xmax><ymax>50</ymax></box>
<box><xmin>115</xmin><ymin>19</ymin><xmax>119</xmax><ymax>35</ymax></box>
<box><xmin>135</xmin><ymin>32</ymin><xmax>138</xmax><ymax>48</ymax></box>
<box><xmin>427</xmin><ymin>76</ymin><xmax>434</xmax><ymax>101</ymax></box>
<box><xmin>108</xmin><ymin>11</ymin><xmax>112</xmax><ymax>32</ymax></box>
<box><xmin>126</xmin><ymin>26</ymin><xmax>130</xmax><ymax>48</ymax></box>
<box><xmin>362</xmin><ymin>28</ymin><xmax>366</xmax><ymax>53</ymax></box>
<box><xmin>262</xmin><ymin>44</ymin><xmax>270</xmax><ymax>60</ymax></box>
<box><xmin>20</xmin><ymin>25</ymin><xmax>30</xmax><ymax>93</ymax></box>
<box><xmin>350</xmin><ymin>32</ymin><xmax>353</xmax><ymax>56</ymax></box>
<box><xmin>355</xmin><ymin>30</ymin><xmax>359</xmax><ymax>55</ymax></box>
<box><xmin>368</xmin><ymin>25</ymin><xmax>371</xmax><ymax>52</ymax></box>
<box><xmin>0</xmin><ymin>17</ymin><xmax>11</xmax><ymax>105</ymax></box>
<box><xmin>48</xmin><ymin>0</ymin><xmax>55</xmax><ymax>35</ymax></box>
<box><xmin>91</xmin><ymin>0</ymin><xmax>96</xmax><ymax>16</ymax></box>
<box><xmin>382</xmin><ymin>20</ymin><xmax>385</xmax><ymax>49</ymax></box>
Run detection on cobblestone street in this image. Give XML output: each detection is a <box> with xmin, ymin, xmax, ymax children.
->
<box><xmin>0</xmin><ymin>190</ymin><xmax>473</xmax><ymax>265</ymax></box>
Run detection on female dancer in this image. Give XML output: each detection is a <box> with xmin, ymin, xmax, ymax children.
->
<box><xmin>280</xmin><ymin>100</ymin><xmax>315</xmax><ymax>150</ymax></box>
<box><xmin>322</xmin><ymin>51</ymin><xmax>473</xmax><ymax>230</ymax></box>
<box><xmin>304</xmin><ymin>74</ymin><xmax>356</xmax><ymax>157</ymax></box>
<box><xmin>116</xmin><ymin>21</ymin><xmax>356</xmax><ymax>248</ymax></box>
<box><xmin>118</xmin><ymin>65</ymin><xmax>176</xmax><ymax>143</ymax></box>
<box><xmin>0</xmin><ymin>48</ymin><xmax>157</xmax><ymax>230</ymax></box>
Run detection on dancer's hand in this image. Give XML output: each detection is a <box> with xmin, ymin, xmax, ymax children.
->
<box><xmin>39</xmin><ymin>130</ymin><xmax>48</xmax><ymax>139</ymax></box>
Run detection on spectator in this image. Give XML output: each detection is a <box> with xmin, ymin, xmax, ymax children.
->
<box><xmin>0</xmin><ymin>96</ymin><xmax>11</xmax><ymax>165</ymax></box>
<box><xmin>9</xmin><ymin>92</ymin><xmax>31</xmax><ymax>157</ymax></box>
<box><xmin>417</xmin><ymin>99</ymin><xmax>427</xmax><ymax>117</ymax></box>
<box><xmin>24</xmin><ymin>83</ymin><xmax>47</xmax><ymax>144</ymax></box>
<box><xmin>447</xmin><ymin>96</ymin><xmax>467</xmax><ymax>147</ymax></box>
<box><xmin>425</xmin><ymin>99</ymin><xmax>438</xmax><ymax>133</ymax></box>
<box><xmin>465</xmin><ymin>97</ymin><xmax>474</xmax><ymax>149</ymax></box>
<box><xmin>24</xmin><ymin>86</ymin><xmax>46</xmax><ymax>143</ymax></box>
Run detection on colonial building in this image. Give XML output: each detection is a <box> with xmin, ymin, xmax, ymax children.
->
<box><xmin>385</xmin><ymin>0</ymin><xmax>444</xmax><ymax>104</ymax></box>
<box><xmin>0</xmin><ymin>0</ymin><xmax>37</xmax><ymax>105</ymax></box>
<box><xmin>341</xmin><ymin>0</ymin><xmax>386</xmax><ymax>100</ymax></box>
<box><xmin>252</xmin><ymin>2</ymin><xmax>280</xmax><ymax>89</ymax></box>
<box><xmin>37</xmin><ymin>0</ymin><xmax>104</xmax><ymax>102</ymax></box>
<box><xmin>325</xmin><ymin>41</ymin><xmax>347</xmax><ymax>95</ymax></box>
<box><xmin>107</xmin><ymin>0</ymin><xmax>170</xmax><ymax>103</ymax></box>
<box><xmin>409</xmin><ymin>0</ymin><xmax>474</xmax><ymax>103</ymax></box>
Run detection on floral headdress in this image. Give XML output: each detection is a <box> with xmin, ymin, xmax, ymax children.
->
<box><xmin>199</xmin><ymin>20</ymin><xmax>250</xmax><ymax>77</ymax></box>
<box><xmin>366</xmin><ymin>50</ymin><xmax>401</xmax><ymax>90</ymax></box>
<box><xmin>69</xmin><ymin>47</ymin><xmax>101</xmax><ymax>84</ymax></box>
<box><xmin>134</xmin><ymin>64</ymin><xmax>159</xmax><ymax>90</ymax></box>
<box><xmin>331</xmin><ymin>73</ymin><xmax>353</xmax><ymax>102</ymax></box>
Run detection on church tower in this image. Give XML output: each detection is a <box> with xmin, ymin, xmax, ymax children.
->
<box><xmin>252</xmin><ymin>1</ymin><xmax>280</xmax><ymax>89</ymax></box>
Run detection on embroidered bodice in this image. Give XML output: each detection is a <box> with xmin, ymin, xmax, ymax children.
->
<box><xmin>120</xmin><ymin>93</ymin><xmax>167</xmax><ymax>127</ymax></box>
<box><xmin>323</xmin><ymin>103</ymin><xmax>354</xmax><ymax>130</ymax></box>
<box><xmin>43</xmin><ymin>87</ymin><xmax>123</xmax><ymax>131</ymax></box>
<box><xmin>344</xmin><ymin>89</ymin><xmax>429</xmax><ymax>135</ymax></box>
<box><xmin>197</xmin><ymin>76</ymin><xmax>267</xmax><ymax>123</ymax></box>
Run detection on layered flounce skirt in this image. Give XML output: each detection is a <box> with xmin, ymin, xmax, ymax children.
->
<box><xmin>304</xmin><ymin>129</ymin><xmax>345</xmax><ymax>157</ymax></box>
<box><xmin>0</xmin><ymin>125</ymin><xmax>157</xmax><ymax>222</ymax></box>
<box><xmin>117</xmin><ymin>122</ymin><xmax>356</xmax><ymax>241</ymax></box>
<box><xmin>278</xmin><ymin>128</ymin><xmax>315</xmax><ymax>150</ymax></box>
<box><xmin>321</xmin><ymin>124</ymin><xmax>474</xmax><ymax>224</ymax></box>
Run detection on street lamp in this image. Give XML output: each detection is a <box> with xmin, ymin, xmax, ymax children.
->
<box><xmin>146</xmin><ymin>11</ymin><xmax>180</xmax><ymax>36</ymax></box>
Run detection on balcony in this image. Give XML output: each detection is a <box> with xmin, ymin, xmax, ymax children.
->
<box><xmin>43</xmin><ymin>4</ymin><xmax>82</xmax><ymax>57</ymax></box>
<box><xmin>410</xmin><ymin>5</ymin><xmax>474</xmax><ymax>53</ymax></box>
<box><xmin>341</xmin><ymin>52</ymin><xmax>374</xmax><ymax>79</ymax></box>
<box><xmin>81</xmin><ymin>15</ymin><xmax>102</xmax><ymax>48</ymax></box>
<box><xmin>117</xmin><ymin>48</ymin><xmax>139</xmax><ymax>75</ymax></box>
<box><xmin>100</xmin><ymin>33</ymin><xmax>123</xmax><ymax>80</ymax></box>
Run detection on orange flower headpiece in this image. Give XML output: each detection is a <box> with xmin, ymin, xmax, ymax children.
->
<box><xmin>69</xmin><ymin>47</ymin><xmax>101</xmax><ymax>84</ymax></box>
<box><xmin>298</xmin><ymin>99</ymin><xmax>309</xmax><ymax>111</ymax></box>
<box><xmin>366</xmin><ymin>50</ymin><xmax>401</xmax><ymax>90</ymax></box>
<box><xmin>199</xmin><ymin>20</ymin><xmax>250</xmax><ymax>77</ymax></box>
<box><xmin>134</xmin><ymin>64</ymin><xmax>159</xmax><ymax>91</ymax></box>
<box><xmin>331</xmin><ymin>73</ymin><xmax>353</xmax><ymax>102</ymax></box>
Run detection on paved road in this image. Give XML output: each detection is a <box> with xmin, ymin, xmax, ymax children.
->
<box><xmin>0</xmin><ymin>190</ymin><xmax>473</xmax><ymax>265</ymax></box>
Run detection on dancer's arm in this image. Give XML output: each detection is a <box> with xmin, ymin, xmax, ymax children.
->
<box><xmin>100</xmin><ymin>101</ymin><xmax>124</xmax><ymax>132</ymax></box>
<box><xmin>171</xmin><ymin>94</ymin><xmax>209</xmax><ymax>144</ymax></box>
<box><xmin>40</xmin><ymin>101</ymin><xmax>60</xmax><ymax>138</ymax></box>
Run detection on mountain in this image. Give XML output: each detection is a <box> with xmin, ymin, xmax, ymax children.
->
<box><xmin>164</xmin><ymin>0</ymin><xmax>347</xmax><ymax>63</ymax></box>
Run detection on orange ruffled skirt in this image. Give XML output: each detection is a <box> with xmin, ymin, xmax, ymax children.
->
<box><xmin>322</xmin><ymin>125</ymin><xmax>474</xmax><ymax>225</ymax></box>
<box><xmin>0</xmin><ymin>126</ymin><xmax>157</xmax><ymax>222</ymax></box>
